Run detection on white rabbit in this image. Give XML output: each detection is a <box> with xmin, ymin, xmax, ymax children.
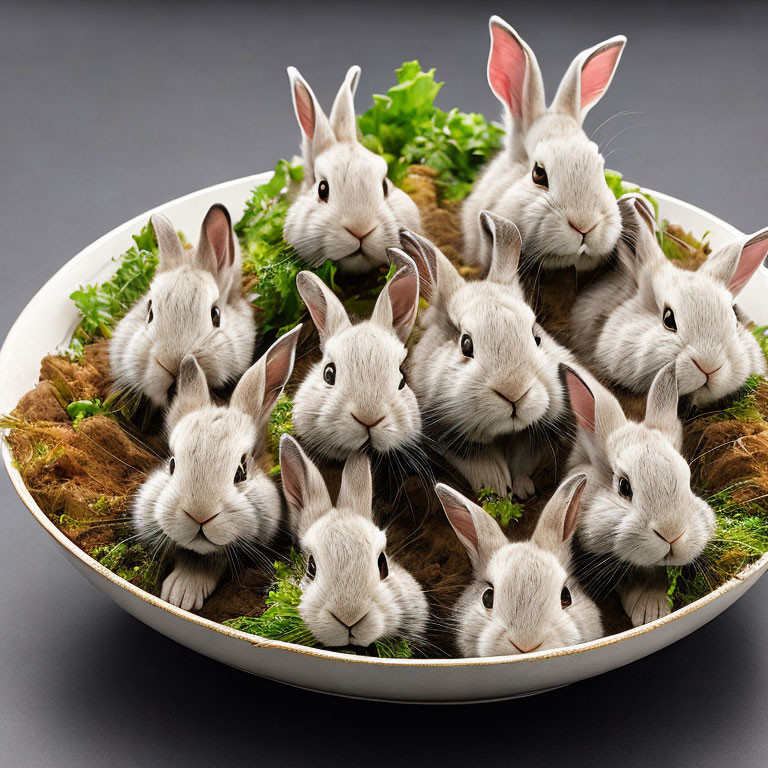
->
<box><xmin>436</xmin><ymin>473</ymin><xmax>602</xmax><ymax>657</ymax></box>
<box><xmin>462</xmin><ymin>16</ymin><xmax>625</xmax><ymax>272</ymax></box>
<box><xmin>402</xmin><ymin>212</ymin><xmax>575</xmax><ymax>499</ymax></box>
<box><xmin>572</xmin><ymin>194</ymin><xmax>768</xmax><ymax>407</ymax></box>
<box><xmin>283</xmin><ymin>65</ymin><xmax>421</xmax><ymax>274</ymax></box>
<box><xmin>563</xmin><ymin>362</ymin><xmax>715</xmax><ymax>626</ymax></box>
<box><xmin>110</xmin><ymin>204</ymin><xmax>256</xmax><ymax>408</ymax></box>
<box><xmin>279</xmin><ymin>435</ymin><xmax>429</xmax><ymax>649</ymax></box>
<box><xmin>291</xmin><ymin>255</ymin><xmax>423</xmax><ymax>465</ymax></box>
<box><xmin>132</xmin><ymin>326</ymin><xmax>301</xmax><ymax>611</ymax></box>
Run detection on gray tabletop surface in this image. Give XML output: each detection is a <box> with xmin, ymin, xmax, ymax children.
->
<box><xmin>1</xmin><ymin>1</ymin><xmax>767</xmax><ymax>766</ymax></box>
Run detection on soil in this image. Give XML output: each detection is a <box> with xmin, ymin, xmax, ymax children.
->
<box><xmin>4</xmin><ymin>169</ymin><xmax>767</xmax><ymax>655</ymax></box>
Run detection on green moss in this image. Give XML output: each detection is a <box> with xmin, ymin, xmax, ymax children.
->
<box><xmin>225</xmin><ymin>549</ymin><xmax>414</xmax><ymax>658</ymax></box>
<box><xmin>358</xmin><ymin>60</ymin><xmax>504</xmax><ymax>201</ymax></box>
<box><xmin>68</xmin><ymin>222</ymin><xmax>160</xmax><ymax>354</ymax></box>
<box><xmin>476</xmin><ymin>488</ymin><xmax>524</xmax><ymax>527</ymax></box>
<box><xmin>89</xmin><ymin>541</ymin><xmax>161</xmax><ymax>593</ymax></box>
<box><xmin>752</xmin><ymin>325</ymin><xmax>768</xmax><ymax>359</ymax></box>
<box><xmin>266</xmin><ymin>394</ymin><xmax>294</xmax><ymax>465</ymax></box>
<box><xmin>669</xmin><ymin>484</ymin><xmax>768</xmax><ymax>607</ymax></box>
<box><xmin>709</xmin><ymin>375</ymin><xmax>765</xmax><ymax>423</ymax></box>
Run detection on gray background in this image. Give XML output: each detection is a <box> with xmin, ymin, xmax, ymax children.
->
<box><xmin>1</xmin><ymin>0</ymin><xmax>767</xmax><ymax>765</ymax></box>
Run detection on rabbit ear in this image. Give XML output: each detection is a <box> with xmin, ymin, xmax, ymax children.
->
<box><xmin>231</xmin><ymin>325</ymin><xmax>301</xmax><ymax>428</ymax></box>
<box><xmin>532</xmin><ymin>474</ymin><xmax>587</xmax><ymax>554</ymax></box>
<box><xmin>700</xmin><ymin>229</ymin><xmax>768</xmax><ymax>296</ymax></box>
<box><xmin>563</xmin><ymin>365</ymin><xmax>625</xmax><ymax>444</ymax></box>
<box><xmin>371</xmin><ymin>255</ymin><xmax>420</xmax><ymax>344</ymax></box>
<box><xmin>279</xmin><ymin>435</ymin><xmax>332</xmax><ymax>535</ymax></box>
<box><xmin>336</xmin><ymin>452</ymin><xmax>373</xmax><ymax>518</ymax></box>
<box><xmin>166</xmin><ymin>355</ymin><xmax>210</xmax><ymax>432</ymax></box>
<box><xmin>196</xmin><ymin>204</ymin><xmax>236</xmax><ymax>294</ymax></box>
<box><xmin>152</xmin><ymin>213</ymin><xmax>185</xmax><ymax>271</ymax></box>
<box><xmin>296</xmin><ymin>271</ymin><xmax>351</xmax><ymax>346</ymax></box>
<box><xmin>287</xmin><ymin>66</ymin><xmax>335</xmax><ymax>168</ymax></box>
<box><xmin>644</xmin><ymin>362</ymin><xmax>682</xmax><ymax>448</ymax></box>
<box><xmin>329</xmin><ymin>65</ymin><xmax>361</xmax><ymax>143</ymax></box>
<box><xmin>398</xmin><ymin>230</ymin><xmax>462</xmax><ymax>308</ymax></box>
<box><xmin>480</xmin><ymin>211</ymin><xmax>523</xmax><ymax>288</ymax></box>
<box><xmin>487</xmin><ymin>16</ymin><xmax>545</xmax><ymax>132</ymax></box>
<box><xmin>435</xmin><ymin>484</ymin><xmax>508</xmax><ymax>570</ymax></box>
<box><xmin>551</xmin><ymin>35</ymin><xmax>626</xmax><ymax>123</ymax></box>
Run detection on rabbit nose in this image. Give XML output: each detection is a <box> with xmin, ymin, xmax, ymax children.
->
<box><xmin>568</xmin><ymin>220</ymin><xmax>598</xmax><ymax>237</ymax></box>
<box><xmin>351</xmin><ymin>412</ymin><xmax>386</xmax><ymax>429</ymax></box>
<box><xmin>329</xmin><ymin>608</ymin><xmax>368</xmax><ymax>630</ymax></box>
<box><xmin>509</xmin><ymin>639</ymin><xmax>543</xmax><ymax>654</ymax></box>
<box><xmin>653</xmin><ymin>527</ymin><xmax>686</xmax><ymax>546</ymax></box>
<box><xmin>345</xmin><ymin>226</ymin><xmax>376</xmax><ymax>241</ymax></box>
<box><xmin>184</xmin><ymin>509</ymin><xmax>221</xmax><ymax>526</ymax></box>
<box><xmin>692</xmin><ymin>359</ymin><xmax>723</xmax><ymax>379</ymax></box>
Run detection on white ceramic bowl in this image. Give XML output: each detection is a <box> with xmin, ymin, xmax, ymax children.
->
<box><xmin>2</xmin><ymin>174</ymin><xmax>767</xmax><ymax>703</ymax></box>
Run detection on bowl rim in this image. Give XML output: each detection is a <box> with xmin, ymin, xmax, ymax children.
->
<box><xmin>2</xmin><ymin>173</ymin><xmax>766</xmax><ymax>668</ymax></box>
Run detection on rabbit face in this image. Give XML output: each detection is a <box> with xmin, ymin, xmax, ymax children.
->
<box><xmin>298</xmin><ymin>513</ymin><xmax>398</xmax><ymax>648</ymax></box>
<box><xmin>283</xmin><ymin>65</ymin><xmax>420</xmax><ymax>274</ymax></box>
<box><xmin>293</xmin><ymin>322</ymin><xmax>421</xmax><ymax>461</ymax></box>
<box><xmin>418</xmin><ymin>280</ymin><xmax>567</xmax><ymax>445</ymax></box>
<box><xmin>284</xmin><ymin>143</ymin><xmax>419</xmax><ymax>274</ymax></box>
<box><xmin>516</xmin><ymin>120</ymin><xmax>622</xmax><ymax>269</ymax></box>
<box><xmin>461</xmin><ymin>544</ymin><xmax>582</xmax><ymax>656</ymax></box>
<box><xmin>137</xmin><ymin>408</ymin><xmax>280</xmax><ymax>556</ymax></box>
<box><xmin>292</xmin><ymin>257</ymin><xmax>422</xmax><ymax>462</ymax></box>
<box><xmin>110</xmin><ymin>204</ymin><xmax>255</xmax><ymax>408</ymax></box>
<box><xmin>580</xmin><ymin>423</ymin><xmax>715</xmax><ymax>566</ymax></box>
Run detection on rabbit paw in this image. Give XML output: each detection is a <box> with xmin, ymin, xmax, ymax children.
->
<box><xmin>459</xmin><ymin>455</ymin><xmax>512</xmax><ymax>496</ymax></box>
<box><xmin>511</xmin><ymin>473</ymin><xmax>535</xmax><ymax>501</ymax></box>
<box><xmin>161</xmin><ymin>565</ymin><xmax>219</xmax><ymax>611</ymax></box>
<box><xmin>620</xmin><ymin>583</ymin><xmax>671</xmax><ymax>627</ymax></box>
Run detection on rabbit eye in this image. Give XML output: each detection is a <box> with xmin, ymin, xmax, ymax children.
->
<box><xmin>234</xmin><ymin>454</ymin><xmax>247</xmax><ymax>484</ymax></box>
<box><xmin>460</xmin><ymin>333</ymin><xmax>474</xmax><ymax>358</ymax></box>
<box><xmin>482</xmin><ymin>586</ymin><xmax>494</xmax><ymax>610</ymax></box>
<box><xmin>318</xmin><ymin>180</ymin><xmax>329</xmax><ymax>202</ymax></box>
<box><xmin>398</xmin><ymin>368</ymin><xmax>406</xmax><ymax>390</ymax></box>
<box><xmin>306</xmin><ymin>555</ymin><xmax>317</xmax><ymax>580</ymax></box>
<box><xmin>168</xmin><ymin>457</ymin><xmax>176</xmax><ymax>475</ymax></box>
<box><xmin>211</xmin><ymin>305</ymin><xmax>221</xmax><ymax>328</ymax></box>
<box><xmin>146</xmin><ymin>300</ymin><xmax>154</xmax><ymax>324</ymax></box>
<box><xmin>560</xmin><ymin>586</ymin><xmax>572</xmax><ymax>609</ymax></box>
<box><xmin>533</xmin><ymin>327</ymin><xmax>542</xmax><ymax>346</ymax></box>
<box><xmin>662</xmin><ymin>306</ymin><xmax>677</xmax><ymax>332</ymax></box>
<box><xmin>323</xmin><ymin>362</ymin><xmax>336</xmax><ymax>385</ymax></box>
<box><xmin>378</xmin><ymin>552</ymin><xmax>389</xmax><ymax>580</ymax></box>
<box><xmin>618</xmin><ymin>475</ymin><xmax>633</xmax><ymax>500</ymax></box>
<box><xmin>382</xmin><ymin>178</ymin><xmax>389</xmax><ymax>197</ymax></box>
<box><xmin>532</xmin><ymin>162</ymin><xmax>549</xmax><ymax>189</ymax></box>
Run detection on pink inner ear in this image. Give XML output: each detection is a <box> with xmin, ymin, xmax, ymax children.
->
<box><xmin>280</xmin><ymin>443</ymin><xmax>306</xmax><ymax>510</ymax></box>
<box><xmin>388</xmin><ymin>269</ymin><xmax>419</xmax><ymax>335</ymax></box>
<box><xmin>562</xmin><ymin>480</ymin><xmax>586</xmax><ymax>541</ymax></box>
<box><xmin>294</xmin><ymin>81</ymin><xmax>316</xmax><ymax>139</ymax></box>
<box><xmin>566</xmin><ymin>370</ymin><xmax>596</xmax><ymax>433</ymax></box>
<box><xmin>489</xmin><ymin>23</ymin><xmax>527</xmax><ymax>119</ymax></box>
<box><xmin>580</xmin><ymin>43</ymin><xmax>622</xmax><ymax>109</ymax></box>
<box><xmin>730</xmin><ymin>233</ymin><xmax>768</xmax><ymax>294</ymax></box>
<box><xmin>205</xmin><ymin>210</ymin><xmax>233</xmax><ymax>271</ymax></box>
<box><xmin>445</xmin><ymin>502</ymin><xmax>479</xmax><ymax>554</ymax></box>
<box><xmin>264</xmin><ymin>333</ymin><xmax>298</xmax><ymax>405</ymax></box>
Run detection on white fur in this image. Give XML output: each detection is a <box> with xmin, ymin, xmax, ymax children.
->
<box><xmin>462</xmin><ymin>17</ymin><xmax>625</xmax><ymax>271</ymax></box>
<box><xmin>564</xmin><ymin>363</ymin><xmax>716</xmax><ymax>626</ymax></box>
<box><xmin>110</xmin><ymin>204</ymin><xmax>255</xmax><ymax>407</ymax></box>
<box><xmin>402</xmin><ymin>215</ymin><xmax>575</xmax><ymax>499</ymax></box>
<box><xmin>292</xmin><ymin>258</ymin><xmax>422</xmax><ymax>462</ymax></box>
<box><xmin>437</xmin><ymin>474</ymin><xmax>602</xmax><ymax>657</ymax></box>
<box><xmin>132</xmin><ymin>327</ymin><xmax>301</xmax><ymax>611</ymax></box>
<box><xmin>279</xmin><ymin>437</ymin><xmax>428</xmax><ymax>648</ymax></box>
<box><xmin>283</xmin><ymin>65</ymin><xmax>420</xmax><ymax>274</ymax></box>
<box><xmin>572</xmin><ymin>197</ymin><xmax>768</xmax><ymax>407</ymax></box>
